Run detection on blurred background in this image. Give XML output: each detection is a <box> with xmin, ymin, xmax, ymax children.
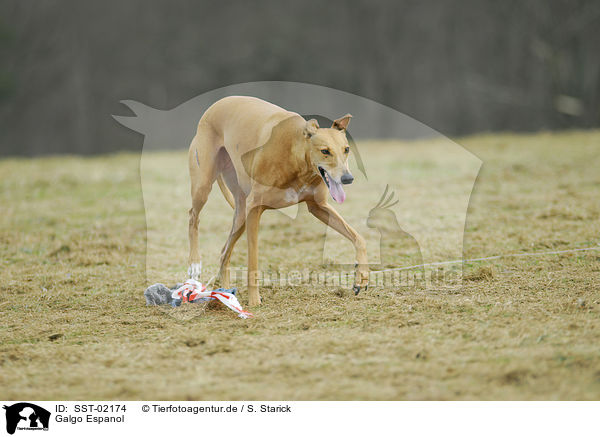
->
<box><xmin>0</xmin><ymin>0</ymin><xmax>599</xmax><ymax>156</ymax></box>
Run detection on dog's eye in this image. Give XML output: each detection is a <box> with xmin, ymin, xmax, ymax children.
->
<box><xmin>344</xmin><ymin>146</ymin><xmax>350</xmax><ymax>154</ymax></box>
<box><xmin>321</xmin><ymin>149</ymin><xmax>331</xmax><ymax>156</ymax></box>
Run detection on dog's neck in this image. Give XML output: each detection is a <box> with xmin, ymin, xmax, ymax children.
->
<box><xmin>291</xmin><ymin>138</ymin><xmax>321</xmax><ymax>187</ymax></box>
<box><xmin>242</xmin><ymin>119</ymin><xmax>320</xmax><ymax>190</ymax></box>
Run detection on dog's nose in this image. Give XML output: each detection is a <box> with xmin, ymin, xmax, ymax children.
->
<box><xmin>341</xmin><ymin>173</ymin><xmax>354</xmax><ymax>185</ymax></box>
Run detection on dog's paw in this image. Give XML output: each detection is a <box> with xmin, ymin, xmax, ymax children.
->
<box><xmin>188</xmin><ymin>262</ymin><xmax>202</xmax><ymax>280</ymax></box>
<box><xmin>352</xmin><ymin>266</ymin><xmax>369</xmax><ymax>295</ymax></box>
<box><xmin>354</xmin><ymin>268</ymin><xmax>369</xmax><ymax>287</ymax></box>
<box><xmin>352</xmin><ymin>284</ymin><xmax>368</xmax><ymax>295</ymax></box>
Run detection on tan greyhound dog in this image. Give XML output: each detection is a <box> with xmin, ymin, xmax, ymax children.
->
<box><xmin>187</xmin><ymin>96</ymin><xmax>369</xmax><ymax>306</ymax></box>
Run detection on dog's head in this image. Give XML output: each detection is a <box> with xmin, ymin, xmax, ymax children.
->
<box><xmin>303</xmin><ymin>114</ymin><xmax>354</xmax><ymax>203</ymax></box>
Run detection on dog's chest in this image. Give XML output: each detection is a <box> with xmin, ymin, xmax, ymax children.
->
<box><xmin>283</xmin><ymin>184</ymin><xmax>315</xmax><ymax>204</ymax></box>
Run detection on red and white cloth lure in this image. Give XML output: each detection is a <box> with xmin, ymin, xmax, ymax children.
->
<box><xmin>172</xmin><ymin>279</ymin><xmax>253</xmax><ymax>319</ymax></box>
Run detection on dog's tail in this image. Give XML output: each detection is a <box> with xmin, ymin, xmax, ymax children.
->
<box><xmin>217</xmin><ymin>174</ymin><xmax>235</xmax><ymax>209</ymax></box>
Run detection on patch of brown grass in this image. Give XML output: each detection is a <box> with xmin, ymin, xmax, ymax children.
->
<box><xmin>464</xmin><ymin>265</ymin><xmax>496</xmax><ymax>281</ymax></box>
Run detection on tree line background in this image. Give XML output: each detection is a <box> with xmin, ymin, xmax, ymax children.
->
<box><xmin>0</xmin><ymin>0</ymin><xmax>599</xmax><ymax>156</ymax></box>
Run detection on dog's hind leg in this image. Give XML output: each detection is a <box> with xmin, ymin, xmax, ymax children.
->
<box><xmin>188</xmin><ymin>127</ymin><xmax>219</xmax><ymax>279</ymax></box>
<box><xmin>246</xmin><ymin>203</ymin><xmax>266</xmax><ymax>306</ymax></box>
<box><xmin>217</xmin><ymin>163</ymin><xmax>247</xmax><ymax>287</ymax></box>
<box><xmin>218</xmin><ymin>196</ymin><xmax>246</xmax><ymax>288</ymax></box>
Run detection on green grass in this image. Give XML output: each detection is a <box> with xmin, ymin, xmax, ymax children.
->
<box><xmin>1</xmin><ymin>131</ymin><xmax>600</xmax><ymax>400</ymax></box>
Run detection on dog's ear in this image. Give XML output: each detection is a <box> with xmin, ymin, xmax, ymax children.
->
<box><xmin>303</xmin><ymin>119</ymin><xmax>319</xmax><ymax>138</ymax></box>
<box><xmin>332</xmin><ymin>113</ymin><xmax>352</xmax><ymax>131</ymax></box>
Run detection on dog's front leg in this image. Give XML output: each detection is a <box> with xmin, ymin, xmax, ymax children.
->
<box><xmin>246</xmin><ymin>204</ymin><xmax>266</xmax><ymax>306</ymax></box>
<box><xmin>307</xmin><ymin>200</ymin><xmax>369</xmax><ymax>294</ymax></box>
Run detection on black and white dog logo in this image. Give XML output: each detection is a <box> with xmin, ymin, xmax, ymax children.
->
<box><xmin>3</xmin><ymin>403</ymin><xmax>50</xmax><ymax>435</ymax></box>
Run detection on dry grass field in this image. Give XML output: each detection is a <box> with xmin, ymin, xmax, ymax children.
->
<box><xmin>1</xmin><ymin>130</ymin><xmax>599</xmax><ymax>400</ymax></box>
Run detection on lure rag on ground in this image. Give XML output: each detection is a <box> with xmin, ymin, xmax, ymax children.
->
<box><xmin>144</xmin><ymin>279</ymin><xmax>253</xmax><ymax>319</ymax></box>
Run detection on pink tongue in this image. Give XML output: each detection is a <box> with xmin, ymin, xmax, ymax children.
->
<box><xmin>329</xmin><ymin>178</ymin><xmax>346</xmax><ymax>203</ymax></box>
